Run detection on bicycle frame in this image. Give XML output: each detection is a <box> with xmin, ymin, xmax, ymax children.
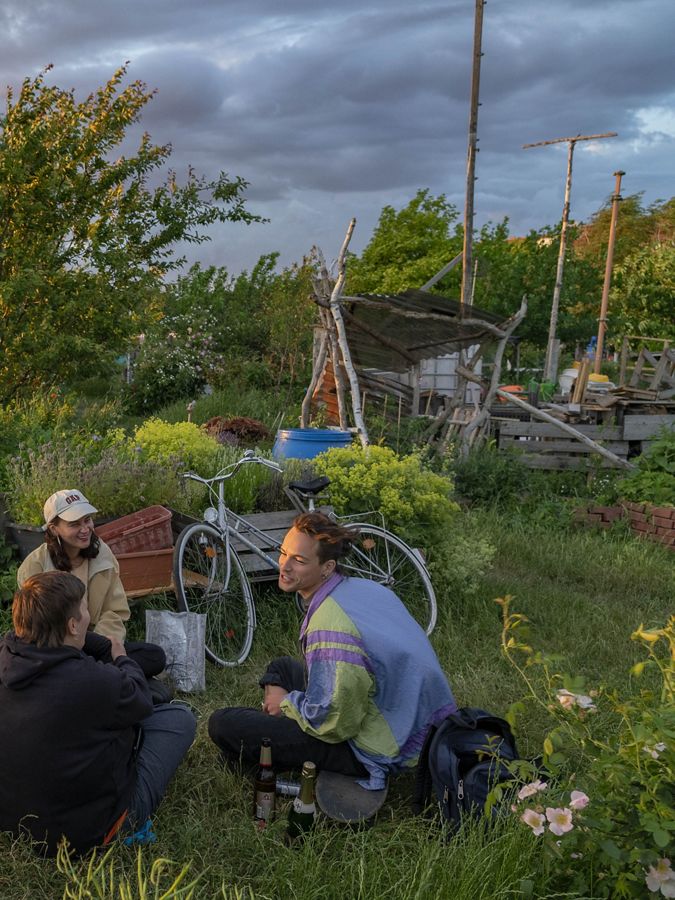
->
<box><xmin>184</xmin><ymin>452</ymin><xmax>286</xmax><ymax>578</ymax></box>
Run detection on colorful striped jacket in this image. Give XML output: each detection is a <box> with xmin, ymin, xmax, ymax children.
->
<box><xmin>280</xmin><ymin>573</ymin><xmax>456</xmax><ymax>789</ymax></box>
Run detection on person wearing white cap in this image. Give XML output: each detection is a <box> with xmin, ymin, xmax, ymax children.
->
<box><xmin>17</xmin><ymin>490</ymin><xmax>169</xmax><ymax>696</ymax></box>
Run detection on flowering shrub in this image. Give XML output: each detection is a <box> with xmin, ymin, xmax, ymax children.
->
<box><xmin>314</xmin><ymin>445</ymin><xmax>459</xmax><ymax>542</ymax></box>
<box><xmin>313</xmin><ymin>445</ymin><xmax>494</xmax><ymax>599</ymax></box>
<box><xmin>5</xmin><ymin>442</ymin><xmax>204</xmax><ymax>523</ymax></box>
<box><xmin>130</xmin><ymin>419</ymin><xmax>222</xmax><ymax>476</ymax></box>
<box><xmin>127</xmin><ymin>314</ymin><xmax>226</xmax><ymax>413</ymax></box>
<box><xmin>497</xmin><ymin>596</ymin><xmax>675</xmax><ymax>898</ymax></box>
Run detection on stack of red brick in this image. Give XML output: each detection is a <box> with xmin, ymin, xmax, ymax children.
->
<box><xmin>623</xmin><ymin>502</ymin><xmax>675</xmax><ymax>549</ymax></box>
<box><xmin>575</xmin><ymin>502</ymin><xmax>675</xmax><ymax>550</ymax></box>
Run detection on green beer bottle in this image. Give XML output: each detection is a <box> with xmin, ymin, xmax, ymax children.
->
<box><xmin>286</xmin><ymin>761</ymin><xmax>317</xmax><ymax>843</ymax></box>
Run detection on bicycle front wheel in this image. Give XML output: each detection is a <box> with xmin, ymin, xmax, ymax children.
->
<box><xmin>342</xmin><ymin>524</ymin><xmax>437</xmax><ymax>636</ymax></box>
<box><xmin>173</xmin><ymin>523</ymin><xmax>255</xmax><ymax>667</ymax></box>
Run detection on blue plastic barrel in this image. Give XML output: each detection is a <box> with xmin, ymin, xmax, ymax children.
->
<box><xmin>272</xmin><ymin>428</ymin><xmax>352</xmax><ymax>460</ymax></box>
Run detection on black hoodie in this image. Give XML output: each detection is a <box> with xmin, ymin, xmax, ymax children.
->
<box><xmin>0</xmin><ymin>631</ymin><xmax>153</xmax><ymax>856</ymax></box>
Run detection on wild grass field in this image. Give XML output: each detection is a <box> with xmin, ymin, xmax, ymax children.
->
<box><xmin>0</xmin><ymin>511</ymin><xmax>671</xmax><ymax>899</ymax></box>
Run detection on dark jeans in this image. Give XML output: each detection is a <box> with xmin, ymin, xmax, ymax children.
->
<box><xmin>208</xmin><ymin>656</ymin><xmax>368</xmax><ymax>778</ymax></box>
<box><xmin>83</xmin><ymin>632</ymin><xmax>166</xmax><ymax>679</ymax></box>
<box><xmin>127</xmin><ymin>702</ymin><xmax>197</xmax><ymax>829</ymax></box>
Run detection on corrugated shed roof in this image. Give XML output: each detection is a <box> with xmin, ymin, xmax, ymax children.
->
<box><xmin>340</xmin><ymin>288</ymin><xmax>514</xmax><ymax>373</ymax></box>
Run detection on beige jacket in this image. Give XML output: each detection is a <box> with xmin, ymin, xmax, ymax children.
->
<box><xmin>17</xmin><ymin>541</ymin><xmax>130</xmax><ymax>641</ymax></box>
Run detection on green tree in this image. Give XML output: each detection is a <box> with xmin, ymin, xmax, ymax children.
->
<box><xmin>609</xmin><ymin>243</ymin><xmax>675</xmax><ymax>340</ymax></box>
<box><xmin>163</xmin><ymin>255</ymin><xmax>316</xmax><ymax>394</ymax></box>
<box><xmin>346</xmin><ymin>189</ymin><xmax>462</xmax><ymax>294</ymax></box>
<box><xmin>0</xmin><ymin>65</ymin><xmax>261</xmax><ymax>402</ymax></box>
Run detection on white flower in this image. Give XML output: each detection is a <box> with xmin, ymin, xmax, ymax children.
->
<box><xmin>644</xmin><ymin>742</ymin><xmax>667</xmax><ymax>760</ymax></box>
<box><xmin>546</xmin><ymin>807</ymin><xmax>574</xmax><ymax>836</ymax></box>
<box><xmin>518</xmin><ymin>780</ymin><xmax>548</xmax><ymax>801</ymax></box>
<box><xmin>646</xmin><ymin>858</ymin><xmax>675</xmax><ymax>896</ymax></box>
<box><xmin>569</xmin><ymin>790</ymin><xmax>589</xmax><ymax>810</ymax></box>
<box><xmin>521</xmin><ymin>808</ymin><xmax>545</xmax><ymax>836</ymax></box>
<box><xmin>574</xmin><ymin>694</ymin><xmax>596</xmax><ymax>710</ymax></box>
<box><xmin>556</xmin><ymin>689</ymin><xmax>596</xmax><ymax>712</ymax></box>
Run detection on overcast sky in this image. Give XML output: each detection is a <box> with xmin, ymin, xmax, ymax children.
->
<box><xmin>2</xmin><ymin>0</ymin><xmax>674</xmax><ymax>276</ymax></box>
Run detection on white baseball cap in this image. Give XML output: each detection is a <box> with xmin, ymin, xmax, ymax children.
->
<box><xmin>43</xmin><ymin>490</ymin><xmax>98</xmax><ymax>526</ymax></box>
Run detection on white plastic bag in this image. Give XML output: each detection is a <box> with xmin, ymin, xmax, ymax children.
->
<box><xmin>145</xmin><ymin>610</ymin><xmax>206</xmax><ymax>693</ymax></box>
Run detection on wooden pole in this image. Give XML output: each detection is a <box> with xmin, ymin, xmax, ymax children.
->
<box><xmin>328</xmin><ymin>219</ymin><xmax>369</xmax><ymax>446</ymax></box>
<box><xmin>594</xmin><ymin>171</ymin><xmax>625</xmax><ymax>374</ymax></box>
<box><xmin>523</xmin><ymin>131</ymin><xmax>618</xmax><ymax>383</ymax></box>
<box><xmin>460</xmin><ymin>0</ymin><xmax>486</xmax><ymax>312</ymax></box>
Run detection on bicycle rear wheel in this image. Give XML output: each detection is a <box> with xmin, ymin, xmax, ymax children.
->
<box><xmin>173</xmin><ymin>523</ymin><xmax>255</xmax><ymax>667</ymax></box>
<box><xmin>341</xmin><ymin>524</ymin><xmax>437</xmax><ymax>635</ymax></box>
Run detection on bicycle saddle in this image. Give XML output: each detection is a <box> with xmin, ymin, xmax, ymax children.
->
<box><xmin>288</xmin><ymin>476</ymin><xmax>331</xmax><ymax>496</ymax></box>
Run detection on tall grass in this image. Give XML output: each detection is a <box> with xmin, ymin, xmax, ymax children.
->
<box><xmin>154</xmin><ymin>385</ymin><xmax>305</xmax><ymax>434</ymax></box>
<box><xmin>0</xmin><ymin>514</ymin><xmax>672</xmax><ymax>897</ymax></box>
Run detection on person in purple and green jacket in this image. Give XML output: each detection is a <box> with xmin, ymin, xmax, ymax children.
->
<box><xmin>208</xmin><ymin>512</ymin><xmax>456</xmax><ymax>791</ymax></box>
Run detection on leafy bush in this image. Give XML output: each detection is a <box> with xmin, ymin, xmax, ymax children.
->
<box><xmin>5</xmin><ymin>442</ymin><xmax>203</xmax><ymax>524</ymax></box>
<box><xmin>314</xmin><ymin>445</ymin><xmax>458</xmax><ymax>542</ymax></box>
<box><xmin>130</xmin><ymin>419</ymin><xmax>222</xmax><ymax>476</ymax></box>
<box><xmin>0</xmin><ymin>390</ymin><xmax>125</xmax><ymax>489</ymax></box>
<box><xmin>499</xmin><ymin>596</ymin><xmax>675</xmax><ymax>898</ymax></box>
<box><xmin>127</xmin><ymin>313</ymin><xmax>226</xmax><ymax>414</ymax></box>
<box><xmin>313</xmin><ymin>445</ymin><xmax>494</xmax><ymax>599</ymax></box>
<box><xmin>617</xmin><ymin>427</ymin><xmax>675</xmax><ymax>507</ymax></box>
<box><xmin>451</xmin><ymin>443</ymin><xmax>530</xmax><ymax>508</ymax></box>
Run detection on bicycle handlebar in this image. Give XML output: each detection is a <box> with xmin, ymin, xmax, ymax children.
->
<box><xmin>180</xmin><ymin>451</ymin><xmax>282</xmax><ymax>486</ymax></box>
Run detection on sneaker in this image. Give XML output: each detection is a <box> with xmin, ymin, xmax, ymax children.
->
<box><xmin>123</xmin><ymin>818</ymin><xmax>157</xmax><ymax>846</ymax></box>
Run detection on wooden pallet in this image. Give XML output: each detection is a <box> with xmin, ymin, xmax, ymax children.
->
<box><xmin>494</xmin><ymin>414</ymin><xmax>674</xmax><ymax>470</ymax></box>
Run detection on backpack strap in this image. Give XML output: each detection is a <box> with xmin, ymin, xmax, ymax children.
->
<box><xmin>411</xmin><ymin>721</ymin><xmax>438</xmax><ymax>815</ymax></box>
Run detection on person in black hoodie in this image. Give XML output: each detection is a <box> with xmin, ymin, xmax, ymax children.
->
<box><xmin>0</xmin><ymin>571</ymin><xmax>196</xmax><ymax>856</ymax></box>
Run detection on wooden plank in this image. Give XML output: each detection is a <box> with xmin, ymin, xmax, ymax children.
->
<box><xmin>499</xmin><ymin>421</ymin><xmax>623</xmax><ymax>440</ymax></box>
<box><xmin>623</xmin><ymin>415</ymin><xmax>675</xmax><ymax>440</ymax></box>
<box><xmin>500</xmin><ymin>438</ymin><xmax>628</xmax><ymax>456</ymax></box>
<box><xmin>519</xmin><ymin>454</ymin><xmax>625</xmax><ymax>470</ymax></box>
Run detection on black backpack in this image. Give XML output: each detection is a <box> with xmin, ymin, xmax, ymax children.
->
<box><xmin>412</xmin><ymin>707</ymin><xmax>519</xmax><ymax>831</ymax></box>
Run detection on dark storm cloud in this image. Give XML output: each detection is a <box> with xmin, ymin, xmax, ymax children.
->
<box><xmin>1</xmin><ymin>0</ymin><xmax>674</xmax><ymax>271</ymax></box>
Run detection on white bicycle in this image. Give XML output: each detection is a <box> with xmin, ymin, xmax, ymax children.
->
<box><xmin>173</xmin><ymin>451</ymin><xmax>437</xmax><ymax>667</ymax></box>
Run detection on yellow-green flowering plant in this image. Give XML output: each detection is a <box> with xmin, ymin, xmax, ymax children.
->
<box><xmin>496</xmin><ymin>596</ymin><xmax>674</xmax><ymax>899</ymax></box>
<box><xmin>314</xmin><ymin>445</ymin><xmax>494</xmax><ymax>599</ymax></box>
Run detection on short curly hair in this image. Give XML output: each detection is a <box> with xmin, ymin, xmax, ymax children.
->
<box><xmin>292</xmin><ymin>512</ymin><xmax>357</xmax><ymax>565</ymax></box>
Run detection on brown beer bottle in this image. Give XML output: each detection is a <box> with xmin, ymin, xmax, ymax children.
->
<box><xmin>253</xmin><ymin>738</ymin><xmax>276</xmax><ymax>829</ymax></box>
<box><xmin>286</xmin><ymin>761</ymin><xmax>317</xmax><ymax>844</ymax></box>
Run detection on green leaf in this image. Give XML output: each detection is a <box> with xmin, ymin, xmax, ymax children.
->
<box><xmin>543</xmin><ymin>737</ymin><xmax>554</xmax><ymax>756</ymax></box>
<box><xmin>600</xmin><ymin>840</ymin><xmax>623</xmax><ymax>861</ymax></box>
<box><xmin>653</xmin><ymin>828</ymin><xmax>670</xmax><ymax>848</ymax></box>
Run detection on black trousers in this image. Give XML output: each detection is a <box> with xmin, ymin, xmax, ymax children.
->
<box><xmin>208</xmin><ymin>656</ymin><xmax>367</xmax><ymax>777</ymax></box>
<box><xmin>83</xmin><ymin>632</ymin><xmax>165</xmax><ymax>679</ymax></box>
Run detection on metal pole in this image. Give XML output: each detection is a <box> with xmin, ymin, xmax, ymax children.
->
<box><xmin>460</xmin><ymin>0</ymin><xmax>485</xmax><ymax>313</ymax></box>
<box><xmin>523</xmin><ymin>131</ymin><xmax>617</xmax><ymax>383</ymax></box>
<box><xmin>594</xmin><ymin>170</ymin><xmax>624</xmax><ymax>374</ymax></box>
